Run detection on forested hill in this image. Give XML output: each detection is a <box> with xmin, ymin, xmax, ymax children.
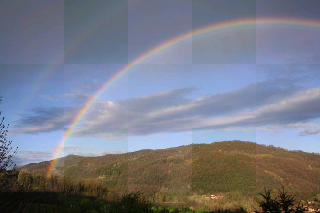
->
<box><xmin>21</xmin><ymin>141</ymin><xmax>320</xmax><ymax>196</ymax></box>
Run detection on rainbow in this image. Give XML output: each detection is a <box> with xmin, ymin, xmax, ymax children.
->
<box><xmin>18</xmin><ymin>1</ymin><xmax>128</xmax><ymax>116</ymax></box>
<box><xmin>64</xmin><ymin>1</ymin><xmax>128</xmax><ymax>62</ymax></box>
<box><xmin>46</xmin><ymin>17</ymin><xmax>320</xmax><ymax>177</ymax></box>
<box><xmin>11</xmin><ymin>61</ymin><xmax>64</xmax><ymax>136</ymax></box>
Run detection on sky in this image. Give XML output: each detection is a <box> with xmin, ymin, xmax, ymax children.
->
<box><xmin>0</xmin><ymin>0</ymin><xmax>320</xmax><ymax>166</ymax></box>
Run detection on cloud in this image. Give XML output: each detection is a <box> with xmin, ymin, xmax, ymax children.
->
<box><xmin>62</xmin><ymin>146</ymin><xmax>123</xmax><ymax>157</ymax></box>
<box><xmin>74</xmin><ymin>83</ymin><xmax>320</xmax><ymax>138</ymax></box>
<box><xmin>13</xmin><ymin>148</ymin><xmax>123</xmax><ymax>166</ymax></box>
<box><xmin>12</xmin><ymin>107</ymin><xmax>77</xmax><ymax>134</ymax></box>
<box><xmin>12</xmin><ymin>80</ymin><xmax>320</xmax><ymax>138</ymax></box>
<box><xmin>63</xmin><ymin>145</ymin><xmax>93</xmax><ymax>152</ymax></box>
<box><xmin>253</xmin><ymin>88</ymin><xmax>320</xmax><ymax>125</ymax></box>
<box><xmin>256</xmin><ymin>123</ymin><xmax>320</xmax><ymax>132</ymax></box>
<box><xmin>39</xmin><ymin>94</ymin><xmax>56</xmax><ymax>101</ymax></box>
<box><xmin>67</xmin><ymin>150</ymin><xmax>123</xmax><ymax>157</ymax></box>
<box><xmin>14</xmin><ymin>151</ymin><xmax>54</xmax><ymax>166</ymax></box>
<box><xmin>39</xmin><ymin>79</ymin><xmax>103</xmax><ymax>104</ymax></box>
<box><xmin>299</xmin><ymin>128</ymin><xmax>320</xmax><ymax>136</ymax></box>
<box><xmin>38</xmin><ymin>91</ymin><xmax>90</xmax><ymax>105</ymax></box>
<box><xmin>200</xmin><ymin>87</ymin><xmax>320</xmax><ymax>130</ymax></box>
<box><xmin>60</xmin><ymin>79</ymin><xmax>105</xmax><ymax>104</ymax></box>
<box><xmin>265</xmin><ymin>65</ymin><xmax>320</xmax><ymax>85</ymax></box>
<box><xmin>59</xmin><ymin>91</ymin><xmax>90</xmax><ymax>104</ymax></box>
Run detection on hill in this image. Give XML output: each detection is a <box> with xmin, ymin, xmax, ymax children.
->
<box><xmin>21</xmin><ymin>141</ymin><xmax>320</xmax><ymax>198</ymax></box>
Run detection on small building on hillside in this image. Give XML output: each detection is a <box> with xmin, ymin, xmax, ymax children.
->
<box><xmin>210</xmin><ymin>194</ymin><xmax>223</xmax><ymax>200</ymax></box>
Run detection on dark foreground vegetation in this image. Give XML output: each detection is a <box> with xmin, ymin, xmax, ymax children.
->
<box><xmin>1</xmin><ymin>169</ymin><xmax>320</xmax><ymax>212</ymax></box>
<box><xmin>0</xmin><ymin>170</ymin><xmax>246</xmax><ymax>213</ymax></box>
<box><xmin>0</xmin><ymin>191</ymin><xmax>248</xmax><ymax>213</ymax></box>
<box><xmin>1</xmin><ymin>188</ymin><xmax>319</xmax><ymax>213</ymax></box>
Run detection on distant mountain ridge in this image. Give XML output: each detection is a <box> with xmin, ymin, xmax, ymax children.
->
<box><xmin>21</xmin><ymin>141</ymin><xmax>320</xmax><ymax>196</ymax></box>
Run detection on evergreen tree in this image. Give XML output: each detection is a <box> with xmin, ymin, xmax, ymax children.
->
<box><xmin>255</xmin><ymin>187</ymin><xmax>306</xmax><ymax>213</ymax></box>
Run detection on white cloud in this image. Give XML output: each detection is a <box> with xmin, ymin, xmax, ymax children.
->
<box><xmin>14</xmin><ymin>147</ymin><xmax>123</xmax><ymax>166</ymax></box>
<box><xmin>11</xmin><ymin>107</ymin><xmax>77</xmax><ymax>134</ymax></box>
<box><xmin>14</xmin><ymin>151</ymin><xmax>54</xmax><ymax>166</ymax></box>
<box><xmin>67</xmin><ymin>150</ymin><xmax>123</xmax><ymax>157</ymax></box>
<box><xmin>299</xmin><ymin>128</ymin><xmax>320</xmax><ymax>136</ymax></box>
<box><xmin>75</xmin><ymin>86</ymin><xmax>320</xmax><ymax>138</ymax></box>
<box><xmin>200</xmin><ymin>87</ymin><xmax>320</xmax><ymax>130</ymax></box>
<box><xmin>13</xmin><ymin>82</ymin><xmax>320</xmax><ymax>138</ymax></box>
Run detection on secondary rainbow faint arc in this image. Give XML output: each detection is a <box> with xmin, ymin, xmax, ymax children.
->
<box><xmin>46</xmin><ymin>17</ymin><xmax>320</xmax><ymax>178</ymax></box>
<box><xmin>16</xmin><ymin>1</ymin><xmax>128</xmax><ymax>119</ymax></box>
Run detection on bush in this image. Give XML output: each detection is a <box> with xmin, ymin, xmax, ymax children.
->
<box><xmin>110</xmin><ymin>192</ymin><xmax>153</xmax><ymax>213</ymax></box>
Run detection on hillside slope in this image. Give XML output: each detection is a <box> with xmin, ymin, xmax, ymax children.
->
<box><xmin>21</xmin><ymin>141</ymin><xmax>320</xmax><ymax>196</ymax></box>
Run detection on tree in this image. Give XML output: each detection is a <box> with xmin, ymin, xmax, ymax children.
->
<box><xmin>255</xmin><ymin>188</ymin><xmax>281</xmax><ymax>213</ymax></box>
<box><xmin>254</xmin><ymin>187</ymin><xmax>306</xmax><ymax>213</ymax></box>
<box><xmin>18</xmin><ymin>170</ymin><xmax>33</xmax><ymax>191</ymax></box>
<box><xmin>278</xmin><ymin>186</ymin><xmax>295</xmax><ymax>213</ymax></box>
<box><xmin>0</xmin><ymin>96</ymin><xmax>18</xmax><ymax>172</ymax></box>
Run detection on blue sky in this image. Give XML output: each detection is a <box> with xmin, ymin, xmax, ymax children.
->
<box><xmin>1</xmin><ymin>0</ymin><xmax>320</xmax><ymax>166</ymax></box>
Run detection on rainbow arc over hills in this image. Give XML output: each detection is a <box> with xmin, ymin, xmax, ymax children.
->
<box><xmin>46</xmin><ymin>17</ymin><xmax>320</xmax><ymax>178</ymax></box>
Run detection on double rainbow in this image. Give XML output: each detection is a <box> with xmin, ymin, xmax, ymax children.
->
<box><xmin>46</xmin><ymin>17</ymin><xmax>320</xmax><ymax>178</ymax></box>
